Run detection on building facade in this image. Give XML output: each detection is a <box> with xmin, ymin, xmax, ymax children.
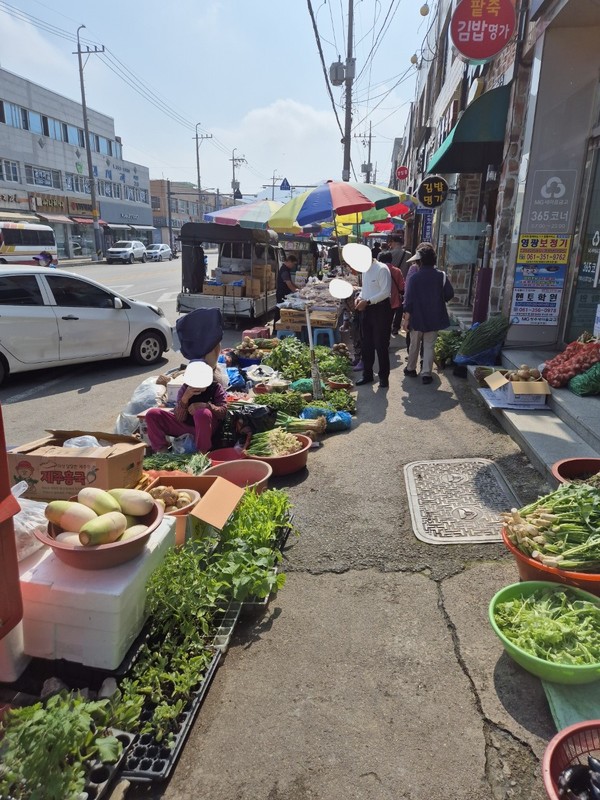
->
<box><xmin>397</xmin><ymin>0</ymin><xmax>600</xmax><ymax>346</ymax></box>
<box><xmin>0</xmin><ymin>68</ymin><xmax>152</xmax><ymax>258</ymax></box>
<box><xmin>150</xmin><ymin>180</ymin><xmax>235</xmax><ymax>249</ymax></box>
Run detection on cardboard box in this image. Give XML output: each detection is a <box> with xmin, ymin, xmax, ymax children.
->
<box><xmin>275</xmin><ymin>321</ymin><xmax>304</xmax><ymax>333</ymax></box>
<box><xmin>203</xmin><ymin>284</ymin><xmax>225</xmax><ymax>296</ymax></box>
<box><xmin>244</xmin><ymin>277</ymin><xmax>262</xmax><ymax>297</ymax></box>
<box><xmin>483</xmin><ymin>371</ymin><xmax>551</xmax><ymax>407</ymax></box>
<box><xmin>217</xmin><ymin>272</ymin><xmax>251</xmax><ymax>285</ymax></box>
<box><xmin>225</xmin><ymin>285</ymin><xmax>245</xmax><ymax>297</ymax></box>
<box><xmin>147</xmin><ymin>474</ymin><xmax>245</xmax><ymax>547</ymax></box>
<box><xmin>9</xmin><ymin>430</ymin><xmax>145</xmax><ymax>500</ymax></box>
<box><xmin>252</xmin><ymin>264</ymin><xmax>273</xmax><ymax>276</ymax></box>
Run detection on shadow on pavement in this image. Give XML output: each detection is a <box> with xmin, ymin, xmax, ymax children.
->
<box><xmin>493</xmin><ymin>652</ymin><xmax>556</xmax><ymax>741</ymax></box>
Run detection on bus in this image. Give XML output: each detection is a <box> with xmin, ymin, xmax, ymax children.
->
<box><xmin>0</xmin><ymin>222</ymin><xmax>57</xmax><ymax>264</ymax></box>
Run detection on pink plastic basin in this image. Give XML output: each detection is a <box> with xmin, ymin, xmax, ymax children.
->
<box><xmin>208</xmin><ymin>447</ymin><xmax>248</xmax><ymax>465</ymax></box>
<box><xmin>202</xmin><ymin>459</ymin><xmax>273</xmax><ymax>493</ymax></box>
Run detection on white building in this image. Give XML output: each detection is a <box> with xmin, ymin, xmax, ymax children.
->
<box><xmin>0</xmin><ymin>67</ymin><xmax>153</xmax><ymax>258</ymax></box>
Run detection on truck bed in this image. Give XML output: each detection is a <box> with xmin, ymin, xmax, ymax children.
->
<box><xmin>177</xmin><ymin>291</ymin><xmax>277</xmax><ymax>321</ymax></box>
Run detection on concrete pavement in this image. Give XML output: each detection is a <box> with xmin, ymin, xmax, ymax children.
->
<box><xmin>129</xmin><ymin>350</ymin><xmax>555</xmax><ymax>800</ymax></box>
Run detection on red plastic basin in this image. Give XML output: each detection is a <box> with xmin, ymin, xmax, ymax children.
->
<box><xmin>202</xmin><ymin>459</ymin><xmax>272</xmax><ymax>493</ymax></box>
<box><xmin>551</xmin><ymin>457</ymin><xmax>600</xmax><ymax>484</ymax></box>
<box><xmin>209</xmin><ymin>447</ymin><xmax>248</xmax><ymax>465</ymax></box>
<box><xmin>245</xmin><ymin>434</ymin><xmax>311</xmax><ymax>477</ymax></box>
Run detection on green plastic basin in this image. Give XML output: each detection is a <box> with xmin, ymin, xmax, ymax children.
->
<box><xmin>489</xmin><ymin>581</ymin><xmax>600</xmax><ymax>685</ymax></box>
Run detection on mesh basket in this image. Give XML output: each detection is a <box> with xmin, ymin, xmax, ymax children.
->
<box><xmin>542</xmin><ymin>720</ymin><xmax>600</xmax><ymax>799</ymax></box>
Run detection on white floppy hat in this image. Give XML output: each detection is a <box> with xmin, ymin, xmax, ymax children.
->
<box><xmin>183</xmin><ymin>360</ymin><xmax>213</xmax><ymax>389</ymax></box>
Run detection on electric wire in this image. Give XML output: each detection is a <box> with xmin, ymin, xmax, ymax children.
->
<box><xmin>306</xmin><ymin>0</ymin><xmax>345</xmax><ymax>140</ymax></box>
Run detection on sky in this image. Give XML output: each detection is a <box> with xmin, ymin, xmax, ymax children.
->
<box><xmin>0</xmin><ymin>0</ymin><xmax>434</xmax><ymax>200</ymax></box>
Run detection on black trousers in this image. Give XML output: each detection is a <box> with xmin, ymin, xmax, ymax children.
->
<box><xmin>360</xmin><ymin>299</ymin><xmax>393</xmax><ymax>380</ymax></box>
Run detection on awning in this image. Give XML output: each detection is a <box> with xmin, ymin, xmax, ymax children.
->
<box><xmin>0</xmin><ymin>211</ymin><xmax>40</xmax><ymax>222</ymax></box>
<box><xmin>38</xmin><ymin>213</ymin><xmax>74</xmax><ymax>225</ymax></box>
<box><xmin>70</xmin><ymin>216</ymin><xmax>107</xmax><ymax>225</ymax></box>
<box><xmin>426</xmin><ymin>84</ymin><xmax>512</xmax><ymax>174</ymax></box>
<box><xmin>129</xmin><ymin>224</ymin><xmax>155</xmax><ymax>231</ymax></box>
<box><xmin>105</xmin><ymin>223</ymin><xmax>132</xmax><ymax>230</ymax></box>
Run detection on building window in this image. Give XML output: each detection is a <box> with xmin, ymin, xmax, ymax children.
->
<box><xmin>29</xmin><ymin>111</ymin><xmax>43</xmax><ymax>135</ymax></box>
<box><xmin>98</xmin><ymin>136</ymin><xmax>110</xmax><ymax>156</ymax></box>
<box><xmin>25</xmin><ymin>164</ymin><xmax>62</xmax><ymax>189</ymax></box>
<box><xmin>78</xmin><ymin>128</ymin><xmax>85</xmax><ymax>148</ymax></box>
<box><xmin>47</xmin><ymin>118</ymin><xmax>63</xmax><ymax>141</ymax></box>
<box><xmin>113</xmin><ymin>182</ymin><xmax>121</xmax><ymax>199</ymax></box>
<box><xmin>66</xmin><ymin>173</ymin><xmax>91</xmax><ymax>194</ymax></box>
<box><xmin>3</xmin><ymin>102</ymin><xmax>22</xmax><ymax>128</ymax></box>
<box><xmin>113</xmin><ymin>140</ymin><xmax>122</xmax><ymax>159</ymax></box>
<box><xmin>0</xmin><ymin>159</ymin><xmax>20</xmax><ymax>182</ymax></box>
<box><xmin>20</xmin><ymin>108</ymin><xmax>29</xmax><ymax>130</ymax></box>
<box><xmin>138</xmin><ymin>188</ymin><xmax>148</xmax><ymax>204</ymax></box>
<box><xmin>125</xmin><ymin>185</ymin><xmax>135</xmax><ymax>201</ymax></box>
<box><xmin>151</xmin><ymin>196</ymin><xmax>161</xmax><ymax>210</ymax></box>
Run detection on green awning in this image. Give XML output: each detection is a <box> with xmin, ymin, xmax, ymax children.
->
<box><xmin>426</xmin><ymin>84</ymin><xmax>511</xmax><ymax>174</ymax></box>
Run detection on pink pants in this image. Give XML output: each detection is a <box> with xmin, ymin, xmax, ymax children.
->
<box><xmin>145</xmin><ymin>407</ymin><xmax>216</xmax><ymax>453</ymax></box>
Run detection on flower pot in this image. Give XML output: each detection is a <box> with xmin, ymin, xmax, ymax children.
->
<box><xmin>202</xmin><ymin>459</ymin><xmax>272</xmax><ymax>493</ymax></box>
<box><xmin>502</xmin><ymin>527</ymin><xmax>600</xmax><ymax>597</ymax></box>
<box><xmin>245</xmin><ymin>434</ymin><xmax>311</xmax><ymax>477</ymax></box>
<box><xmin>551</xmin><ymin>457</ymin><xmax>600</xmax><ymax>484</ymax></box>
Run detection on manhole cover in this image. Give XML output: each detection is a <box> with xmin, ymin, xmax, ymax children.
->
<box><xmin>404</xmin><ymin>459</ymin><xmax>520</xmax><ymax>545</ymax></box>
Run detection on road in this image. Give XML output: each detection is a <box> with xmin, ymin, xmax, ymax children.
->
<box><xmin>0</xmin><ymin>251</ymin><xmax>240</xmax><ymax>447</ymax></box>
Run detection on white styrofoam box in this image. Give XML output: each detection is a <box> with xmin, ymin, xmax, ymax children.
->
<box><xmin>166</xmin><ymin>375</ymin><xmax>185</xmax><ymax>403</ymax></box>
<box><xmin>0</xmin><ymin>622</ymin><xmax>31</xmax><ymax>682</ymax></box>
<box><xmin>19</xmin><ymin>517</ymin><xmax>176</xmax><ymax>669</ymax></box>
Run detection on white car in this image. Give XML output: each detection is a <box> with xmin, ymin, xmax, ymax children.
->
<box><xmin>106</xmin><ymin>240</ymin><xmax>147</xmax><ymax>264</ymax></box>
<box><xmin>145</xmin><ymin>243</ymin><xmax>173</xmax><ymax>262</ymax></box>
<box><xmin>0</xmin><ymin>267</ymin><xmax>173</xmax><ymax>384</ymax></box>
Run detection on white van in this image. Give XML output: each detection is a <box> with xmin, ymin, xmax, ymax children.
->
<box><xmin>0</xmin><ymin>222</ymin><xmax>57</xmax><ymax>264</ymax></box>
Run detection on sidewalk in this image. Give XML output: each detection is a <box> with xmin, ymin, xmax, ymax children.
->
<box><xmin>129</xmin><ymin>345</ymin><xmax>553</xmax><ymax>800</ymax></box>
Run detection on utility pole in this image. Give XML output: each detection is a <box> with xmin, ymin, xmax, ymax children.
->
<box><xmin>194</xmin><ymin>124</ymin><xmax>212</xmax><ymax>219</ymax></box>
<box><xmin>342</xmin><ymin>0</ymin><xmax>355</xmax><ymax>181</ymax></box>
<box><xmin>356</xmin><ymin>121</ymin><xmax>373</xmax><ymax>183</ymax></box>
<box><xmin>74</xmin><ymin>25</ymin><xmax>105</xmax><ymax>261</ymax></box>
<box><xmin>230</xmin><ymin>149</ymin><xmax>247</xmax><ymax>205</ymax></box>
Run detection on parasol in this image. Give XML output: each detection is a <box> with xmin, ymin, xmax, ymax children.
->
<box><xmin>268</xmin><ymin>180</ymin><xmax>411</xmax><ymax>232</ymax></box>
<box><xmin>204</xmin><ymin>199</ymin><xmax>283</xmax><ymax>229</ymax></box>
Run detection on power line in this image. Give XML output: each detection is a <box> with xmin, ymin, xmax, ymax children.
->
<box><xmin>306</xmin><ymin>0</ymin><xmax>345</xmax><ymax>140</ymax></box>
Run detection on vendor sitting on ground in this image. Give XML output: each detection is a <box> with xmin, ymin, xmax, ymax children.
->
<box><xmin>146</xmin><ymin>360</ymin><xmax>227</xmax><ymax>453</ymax></box>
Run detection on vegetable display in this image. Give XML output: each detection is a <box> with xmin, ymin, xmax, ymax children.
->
<box><xmin>274</xmin><ymin>412</ymin><xmax>326</xmax><ymax>435</ymax></box>
<box><xmin>543</xmin><ymin>340</ymin><xmax>600</xmax><ymax>388</ymax></box>
<box><xmin>493</xmin><ymin>586</ymin><xmax>600</xmax><ymax>665</ymax></box>
<box><xmin>502</xmin><ymin>483</ymin><xmax>600</xmax><ymax>572</ymax></box>
<box><xmin>456</xmin><ymin>316</ymin><xmax>510</xmax><ymax>357</ymax></box>
<box><xmin>263</xmin><ymin>337</ymin><xmax>351</xmax><ymax>381</ymax></box>
<box><xmin>142</xmin><ymin>451</ymin><xmax>210</xmax><ymax>474</ymax></box>
<box><xmin>246</xmin><ymin>428</ymin><xmax>303</xmax><ymax>457</ymax></box>
<box><xmin>558</xmin><ymin>757</ymin><xmax>600</xmax><ymax>799</ymax></box>
<box><xmin>434</xmin><ymin>329</ymin><xmax>463</xmax><ymax>367</ymax></box>
<box><xmin>149</xmin><ymin>485</ymin><xmax>196</xmax><ymax>513</ymax></box>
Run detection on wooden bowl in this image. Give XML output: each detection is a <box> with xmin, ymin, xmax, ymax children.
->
<box><xmin>34</xmin><ymin>502</ymin><xmax>164</xmax><ymax>570</ymax></box>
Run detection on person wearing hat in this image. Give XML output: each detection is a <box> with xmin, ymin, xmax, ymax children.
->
<box><xmin>145</xmin><ymin>360</ymin><xmax>227</xmax><ymax>453</ymax></box>
<box><xmin>33</xmin><ymin>251</ymin><xmax>58</xmax><ymax>268</ymax></box>
<box><xmin>402</xmin><ymin>244</ymin><xmax>454</xmax><ymax>385</ymax></box>
<box><xmin>342</xmin><ymin>243</ymin><xmax>393</xmax><ymax>389</ymax></box>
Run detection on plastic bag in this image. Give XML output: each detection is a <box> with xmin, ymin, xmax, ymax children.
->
<box><xmin>453</xmin><ymin>342</ymin><xmax>502</xmax><ymax>367</ymax></box>
<box><xmin>226</xmin><ymin>367</ymin><xmax>246</xmax><ymax>391</ymax></box>
<box><xmin>63</xmin><ymin>435</ymin><xmax>101</xmax><ymax>447</ymax></box>
<box><xmin>114</xmin><ymin>377</ymin><xmax>166</xmax><ymax>435</ymax></box>
<box><xmin>170</xmin><ymin>434</ymin><xmax>196</xmax><ymax>454</ymax></box>
<box><xmin>229</xmin><ymin>404</ymin><xmax>277</xmax><ymax>439</ymax></box>
<box><xmin>13</xmin><ymin>495</ymin><xmax>47</xmax><ymax>562</ymax></box>
<box><xmin>300</xmin><ymin>407</ymin><xmax>352</xmax><ymax>432</ymax></box>
<box><xmin>568</xmin><ymin>363</ymin><xmax>600</xmax><ymax>396</ymax></box>
<box><xmin>291</xmin><ymin>378</ymin><xmax>325</xmax><ymax>393</ymax></box>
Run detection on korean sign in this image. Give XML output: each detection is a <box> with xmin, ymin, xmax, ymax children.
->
<box><xmin>510</xmin><ymin>234</ymin><xmax>570</xmax><ymax>325</ymax></box>
<box><xmin>525</xmin><ymin>170</ymin><xmax>577</xmax><ymax>234</ymax></box>
<box><xmin>510</xmin><ymin>289</ymin><xmax>563</xmax><ymax>326</ymax></box>
<box><xmin>450</xmin><ymin>0</ymin><xmax>516</xmax><ymax>63</ymax></box>
<box><xmin>516</xmin><ymin>235</ymin><xmax>571</xmax><ymax>265</ymax></box>
<box><xmin>417</xmin><ymin>176</ymin><xmax>449</xmax><ymax>209</ymax></box>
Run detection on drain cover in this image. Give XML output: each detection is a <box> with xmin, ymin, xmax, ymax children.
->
<box><xmin>404</xmin><ymin>459</ymin><xmax>520</xmax><ymax>545</ymax></box>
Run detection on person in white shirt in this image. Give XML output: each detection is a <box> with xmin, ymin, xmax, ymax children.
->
<box><xmin>351</xmin><ymin>251</ymin><xmax>393</xmax><ymax>388</ymax></box>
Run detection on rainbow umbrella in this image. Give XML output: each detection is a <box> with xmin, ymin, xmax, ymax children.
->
<box><xmin>204</xmin><ymin>199</ymin><xmax>283</xmax><ymax>229</ymax></box>
<box><xmin>268</xmin><ymin>180</ymin><xmax>411</xmax><ymax>232</ymax></box>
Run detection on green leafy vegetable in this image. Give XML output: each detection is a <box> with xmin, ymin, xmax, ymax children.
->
<box><xmin>494</xmin><ymin>586</ymin><xmax>600</xmax><ymax>665</ymax></box>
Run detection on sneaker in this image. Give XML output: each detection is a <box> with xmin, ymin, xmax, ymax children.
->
<box><xmin>403</xmin><ymin>368</ymin><xmax>417</xmax><ymax>377</ymax></box>
<box><xmin>352</xmin><ymin>361</ymin><xmax>364</xmax><ymax>372</ymax></box>
<box><xmin>379</xmin><ymin>379</ymin><xmax>389</xmax><ymax>388</ymax></box>
<box><xmin>355</xmin><ymin>376</ymin><xmax>374</xmax><ymax>386</ymax></box>
<box><xmin>422</xmin><ymin>375</ymin><xmax>433</xmax><ymax>385</ymax></box>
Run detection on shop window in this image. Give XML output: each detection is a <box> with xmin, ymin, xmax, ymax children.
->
<box><xmin>46</xmin><ymin>275</ymin><xmax>114</xmax><ymax>308</ymax></box>
<box><xmin>0</xmin><ymin>159</ymin><xmax>20</xmax><ymax>182</ymax></box>
<box><xmin>0</xmin><ymin>275</ymin><xmax>44</xmax><ymax>306</ymax></box>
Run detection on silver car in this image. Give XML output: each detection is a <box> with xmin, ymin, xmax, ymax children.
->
<box><xmin>106</xmin><ymin>240</ymin><xmax>147</xmax><ymax>264</ymax></box>
<box><xmin>145</xmin><ymin>243</ymin><xmax>173</xmax><ymax>262</ymax></box>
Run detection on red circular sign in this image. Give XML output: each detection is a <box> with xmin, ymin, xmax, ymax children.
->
<box><xmin>395</xmin><ymin>165</ymin><xmax>409</xmax><ymax>181</ymax></box>
<box><xmin>450</xmin><ymin>0</ymin><xmax>516</xmax><ymax>62</ymax></box>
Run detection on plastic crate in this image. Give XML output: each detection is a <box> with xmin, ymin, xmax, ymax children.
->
<box><xmin>120</xmin><ymin>650</ymin><xmax>221</xmax><ymax>783</ymax></box>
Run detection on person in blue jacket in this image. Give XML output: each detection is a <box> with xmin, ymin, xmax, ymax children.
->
<box><xmin>402</xmin><ymin>244</ymin><xmax>454</xmax><ymax>385</ymax></box>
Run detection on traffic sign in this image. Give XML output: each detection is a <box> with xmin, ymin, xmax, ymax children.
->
<box><xmin>395</xmin><ymin>165</ymin><xmax>409</xmax><ymax>181</ymax></box>
<box><xmin>280</xmin><ymin>178</ymin><xmax>291</xmax><ymax>191</ymax></box>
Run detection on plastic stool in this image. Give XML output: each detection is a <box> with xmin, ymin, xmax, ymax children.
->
<box><xmin>276</xmin><ymin>329</ymin><xmax>297</xmax><ymax>340</ymax></box>
<box><xmin>313</xmin><ymin>328</ymin><xmax>336</xmax><ymax>348</ymax></box>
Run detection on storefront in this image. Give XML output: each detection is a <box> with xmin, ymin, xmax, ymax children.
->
<box><xmin>100</xmin><ymin>200</ymin><xmax>154</xmax><ymax>247</ymax></box>
<box><xmin>67</xmin><ymin>198</ymin><xmax>101</xmax><ymax>257</ymax></box>
<box><xmin>0</xmin><ymin>190</ymin><xmax>38</xmax><ymax>223</ymax></box>
<box><xmin>29</xmin><ymin>193</ymin><xmax>73</xmax><ymax>258</ymax></box>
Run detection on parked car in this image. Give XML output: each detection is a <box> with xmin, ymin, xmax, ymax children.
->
<box><xmin>106</xmin><ymin>240</ymin><xmax>147</xmax><ymax>264</ymax></box>
<box><xmin>145</xmin><ymin>243</ymin><xmax>173</xmax><ymax>262</ymax></box>
<box><xmin>0</xmin><ymin>267</ymin><xmax>173</xmax><ymax>384</ymax></box>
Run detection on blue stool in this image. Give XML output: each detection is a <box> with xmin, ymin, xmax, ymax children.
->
<box><xmin>313</xmin><ymin>328</ymin><xmax>336</xmax><ymax>348</ymax></box>
<box><xmin>276</xmin><ymin>329</ymin><xmax>297</xmax><ymax>340</ymax></box>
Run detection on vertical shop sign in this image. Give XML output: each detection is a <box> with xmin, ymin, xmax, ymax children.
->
<box><xmin>525</xmin><ymin>170</ymin><xmax>577</xmax><ymax>234</ymax></box>
<box><xmin>415</xmin><ymin>208</ymin><xmax>434</xmax><ymax>242</ymax></box>
<box><xmin>509</xmin><ymin>234</ymin><xmax>571</xmax><ymax>325</ymax></box>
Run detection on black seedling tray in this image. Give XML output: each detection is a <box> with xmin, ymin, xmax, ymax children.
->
<box><xmin>120</xmin><ymin>650</ymin><xmax>221</xmax><ymax>783</ymax></box>
<box><xmin>274</xmin><ymin>513</ymin><xmax>295</xmax><ymax>553</ymax></box>
<box><xmin>84</xmin><ymin>729</ymin><xmax>134</xmax><ymax>800</ymax></box>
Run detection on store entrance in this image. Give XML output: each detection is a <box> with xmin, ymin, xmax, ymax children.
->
<box><xmin>565</xmin><ymin>139</ymin><xmax>600</xmax><ymax>341</ymax></box>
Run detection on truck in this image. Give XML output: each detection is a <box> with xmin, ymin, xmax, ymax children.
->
<box><xmin>177</xmin><ymin>222</ymin><xmax>285</xmax><ymax>323</ymax></box>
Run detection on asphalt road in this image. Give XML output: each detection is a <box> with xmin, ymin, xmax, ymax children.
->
<box><xmin>0</xmin><ymin>251</ymin><xmax>238</xmax><ymax>446</ymax></box>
